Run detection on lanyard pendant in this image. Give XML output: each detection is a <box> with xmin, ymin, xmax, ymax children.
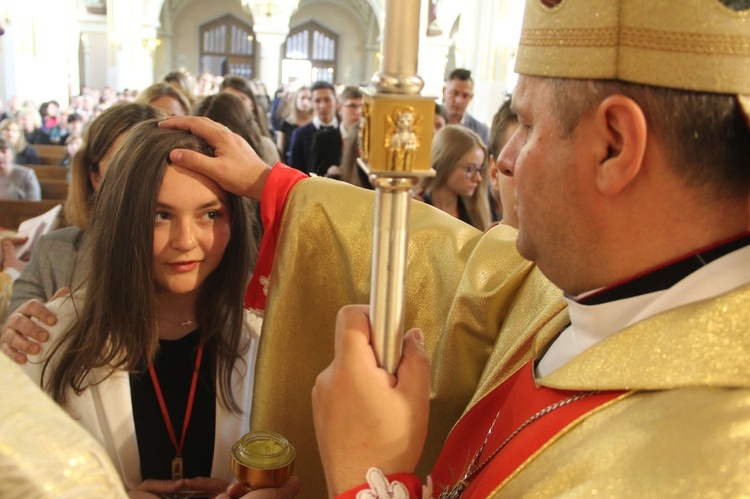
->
<box><xmin>172</xmin><ymin>455</ymin><xmax>184</xmax><ymax>480</ymax></box>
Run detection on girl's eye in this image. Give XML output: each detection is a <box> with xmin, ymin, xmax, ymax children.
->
<box><xmin>155</xmin><ymin>212</ymin><xmax>170</xmax><ymax>222</ymax></box>
<box><xmin>203</xmin><ymin>211</ymin><xmax>218</xmax><ymax>221</ymax></box>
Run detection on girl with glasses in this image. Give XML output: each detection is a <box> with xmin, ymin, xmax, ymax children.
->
<box><xmin>414</xmin><ymin>124</ymin><xmax>491</xmax><ymax>230</ymax></box>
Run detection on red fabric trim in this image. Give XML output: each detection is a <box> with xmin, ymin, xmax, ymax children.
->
<box><xmin>431</xmin><ymin>360</ymin><xmax>625</xmax><ymax>497</ymax></box>
<box><xmin>335</xmin><ymin>472</ymin><xmax>424</xmax><ymax>498</ymax></box>
<box><xmin>244</xmin><ymin>163</ymin><xmax>308</xmax><ymax>310</ymax></box>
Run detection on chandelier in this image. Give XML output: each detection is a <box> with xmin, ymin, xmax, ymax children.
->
<box><xmin>241</xmin><ymin>0</ymin><xmax>300</xmax><ymax>18</ymax></box>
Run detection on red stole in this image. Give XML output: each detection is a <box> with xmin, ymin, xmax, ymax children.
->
<box><xmin>430</xmin><ymin>360</ymin><xmax>627</xmax><ymax>497</ymax></box>
<box><xmin>244</xmin><ymin>163</ymin><xmax>308</xmax><ymax>310</ymax></box>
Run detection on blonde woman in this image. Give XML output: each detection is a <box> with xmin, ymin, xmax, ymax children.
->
<box><xmin>0</xmin><ymin>118</ymin><xmax>41</xmax><ymax>165</ymax></box>
<box><xmin>137</xmin><ymin>82</ymin><xmax>192</xmax><ymax>116</ymax></box>
<box><xmin>276</xmin><ymin>86</ymin><xmax>313</xmax><ymax>162</ymax></box>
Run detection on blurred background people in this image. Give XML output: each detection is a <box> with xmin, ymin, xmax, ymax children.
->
<box><xmin>0</xmin><ymin>137</ymin><xmax>41</xmax><ymax>201</ymax></box>
<box><xmin>288</xmin><ymin>81</ymin><xmax>337</xmax><ymax>171</ymax></box>
<box><xmin>308</xmin><ymin>86</ymin><xmax>363</xmax><ymax>177</ymax></box>
<box><xmin>8</xmin><ymin>103</ymin><xmax>163</xmax><ymax>315</ymax></box>
<box><xmin>487</xmin><ymin>95</ymin><xmax>520</xmax><ymax>228</ymax></box>
<box><xmin>0</xmin><ymin>118</ymin><xmax>41</xmax><ymax>165</ymax></box>
<box><xmin>163</xmin><ymin>70</ymin><xmax>198</xmax><ymax>106</ymax></box>
<box><xmin>220</xmin><ymin>75</ymin><xmax>273</xmax><ymax>141</ymax></box>
<box><xmin>434</xmin><ymin>102</ymin><xmax>448</xmax><ymax>133</ymax></box>
<box><xmin>137</xmin><ymin>82</ymin><xmax>191</xmax><ymax>116</ymax></box>
<box><xmin>196</xmin><ymin>71</ymin><xmax>216</xmax><ymax>96</ymax></box>
<box><xmin>442</xmin><ymin>68</ymin><xmax>489</xmax><ymax>144</ymax></box>
<box><xmin>16</xmin><ymin>107</ymin><xmax>50</xmax><ymax>145</ymax></box>
<box><xmin>59</xmin><ymin>133</ymin><xmax>83</xmax><ymax>169</ymax></box>
<box><xmin>276</xmin><ymin>86</ymin><xmax>313</xmax><ymax>164</ymax></box>
<box><xmin>336</xmin><ymin>121</ymin><xmax>372</xmax><ymax>189</ymax></box>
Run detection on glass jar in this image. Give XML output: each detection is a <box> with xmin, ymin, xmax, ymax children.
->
<box><xmin>230</xmin><ymin>430</ymin><xmax>296</xmax><ymax>489</ymax></box>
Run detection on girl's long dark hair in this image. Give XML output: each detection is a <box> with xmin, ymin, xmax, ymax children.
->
<box><xmin>43</xmin><ymin>120</ymin><xmax>256</xmax><ymax>412</ymax></box>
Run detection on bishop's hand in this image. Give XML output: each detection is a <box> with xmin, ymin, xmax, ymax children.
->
<box><xmin>312</xmin><ymin>305</ymin><xmax>430</xmax><ymax>497</ymax></box>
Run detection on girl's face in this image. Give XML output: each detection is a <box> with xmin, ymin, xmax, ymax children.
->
<box><xmin>223</xmin><ymin>87</ymin><xmax>254</xmax><ymax>114</ymax></box>
<box><xmin>152</xmin><ymin>166</ymin><xmax>231</xmax><ymax>298</ymax></box>
<box><xmin>90</xmin><ymin>134</ymin><xmax>125</xmax><ymax>192</ymax></box>
<box><xmin>296</xmin><ymin>90</ymin><xmax>312</xmax><ymax>112</ymax></box>
<box><xmin>150</xmin><ymin>95</ymin><xmax>185</xmax><ymax>116</ymax></box>
<box><xmin>445</xmin><ymin>146</ymin><xmax>485</xmax><ymax>198</ymax></box>
<box><xmin>18</xmin><ymin>114</ymin><xmax>34</xmax><ymax>133</ymax></box>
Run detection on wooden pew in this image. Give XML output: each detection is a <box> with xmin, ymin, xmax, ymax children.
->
<box><xmin>0</xmin><ymin>200</ymin><xmax>64</xmax><ymax>231</ymax></box>
<box><xmin>32</xmin><ymin>144</ymin><xmax>67</xmax><ymax>166</ymax></box>
<box><xmin>27</xmin><ymin>165</ymin><xmax>68</xmax><ymax>182</ymax></box>
<box><xmin>40</xmin><ymin>180</ymin><xmax>69</xmax><ymax>201</ymax></box>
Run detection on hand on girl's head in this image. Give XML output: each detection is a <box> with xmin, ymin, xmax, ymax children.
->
<box><xmin>158</xmin><ymin>116</ymin><xmax>272</xmax><ymax>201</ymax></box>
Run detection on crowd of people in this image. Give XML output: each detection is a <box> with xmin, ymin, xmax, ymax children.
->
<box><xmin>1</xmin><ymin>0</ymin><xmax>750</xmax><ymax>496</ymax></box>
<box><xmin>0</xmin><ymin>67</ymin><xmax>506</xmax><ymax>228</ymax></box>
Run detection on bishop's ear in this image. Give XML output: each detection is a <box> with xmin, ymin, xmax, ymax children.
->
<box><xmin>594</xmin><ymin>94</ymin><xmax>647</xmax><ymax>197</ymax></box>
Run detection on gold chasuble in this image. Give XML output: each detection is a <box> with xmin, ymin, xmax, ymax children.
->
<box><xmin>0</xmin><ymin>353</ymin><xmax>127</xmax><ymax>497</ymax></box>
<box><xmin>249</xmin><ymin>176</ymin><xmax>566</xmax><ymax>496</ymax></box>
<box><xmin>249</xmin><ymin>173</ymin><xmax>750</xmax><ymax>497</ymax></box>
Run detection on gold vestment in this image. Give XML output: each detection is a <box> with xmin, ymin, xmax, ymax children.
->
<box><xmin>0</xmin><ymin>352</ymin><xmax>127</xmax><ymax>497</ymax></box>
<box><xmin>251</xmin><ymin>178</ymin><xmax>750</xmax><ymax>497</ymax></box>
<box><xmin>251</xmin><ymin>178</ymin><xmax>564</xmax><ymax>496</ymax></box>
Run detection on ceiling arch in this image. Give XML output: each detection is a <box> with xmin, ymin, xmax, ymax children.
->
<box><xmin>153</xmin><ymin>0</ymin><xmax>381</xmax><ymax>31</ymax></box>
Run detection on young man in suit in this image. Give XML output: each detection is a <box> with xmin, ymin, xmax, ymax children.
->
<box><xmin>287</xmin><ymin>80</ymin><xmax>338</xmax><ymax>173</ymax></box>
<box><xmin>308</xmin><ymin>86</ymin><xmax>363</xmax><ymax>177</ymax></box>
<box><xmin>443</xmin><ymin>68</ymin><xmax>490</xmax><ymax>145</ymax></box>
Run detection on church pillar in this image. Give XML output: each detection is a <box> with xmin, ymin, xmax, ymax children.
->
<box><xmin>246</xmin><ymin>2</ymin><xmax>298</xmax><ymax>95</ymax></box>
<box><xmin>419</xmin><ymin>36</ymin><xmax>452</xmax><ymax>99</ymax></box>
<box><xmin>451</xmin><ymin>0</ymin><xmax>523</xmax><ymax>125</ymax></box>
<box><xmin>253</xmin><ymin>29</ymin><xmax>287</xmax><ymax>95</ymax></box>
<box><xmin>106</xmin><ymin>0</ymin><xmax>160</xmax><ymax>92</ymax></box>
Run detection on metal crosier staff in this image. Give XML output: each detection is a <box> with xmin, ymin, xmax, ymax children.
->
<box><xmin>358</xmin><ymin>0</ymin><xmax>435</xmax><ymax>374</ymax></box>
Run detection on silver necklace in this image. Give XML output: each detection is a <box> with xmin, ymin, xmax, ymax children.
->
<box><xmin>438</xmin><ymin>390</ymin><xmax>598</xmax><ymax>498</ymax></box>
<box><xmin>157</xmin><ymin>316</ymin><xmax>196</xmax><ymax>328</ymax></box>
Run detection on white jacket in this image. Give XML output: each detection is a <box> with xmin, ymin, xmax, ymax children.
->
<box><xmin>24</xmin><ymin>295</ymin><xmax>261</xmax><ymax>490</ymax></box>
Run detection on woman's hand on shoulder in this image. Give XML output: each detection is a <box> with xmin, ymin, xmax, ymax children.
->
<box><xmin>0</xmin><ymin>287</ymin><xmax>69</xmax><ymax>364</ymax></box>
<box><xmin>2</xmin><ymin>300</ymin><xmax>52</xmax><ymax>363</ymax></box>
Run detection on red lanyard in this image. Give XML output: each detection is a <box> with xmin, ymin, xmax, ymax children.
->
<box><xmin>148</xmin><ymin>343</ymin><xmax>204</xmax><ymax>464</ymax></box>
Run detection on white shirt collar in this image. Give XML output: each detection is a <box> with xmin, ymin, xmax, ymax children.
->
<box><xmin>536</xmin><ymin>244</ymin><xmax>750</xmax><ymax>377</ymax></box>
<box><xmin>313</xmin><ymin>115</ymin><xmax>338</xmax><ymax>130</ymax></box>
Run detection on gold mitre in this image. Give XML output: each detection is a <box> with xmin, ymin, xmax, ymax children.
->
<box><xmin>515</xmin><ymin>0</ymin><xmax>750</xmax><ymax>121</ymax></box>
